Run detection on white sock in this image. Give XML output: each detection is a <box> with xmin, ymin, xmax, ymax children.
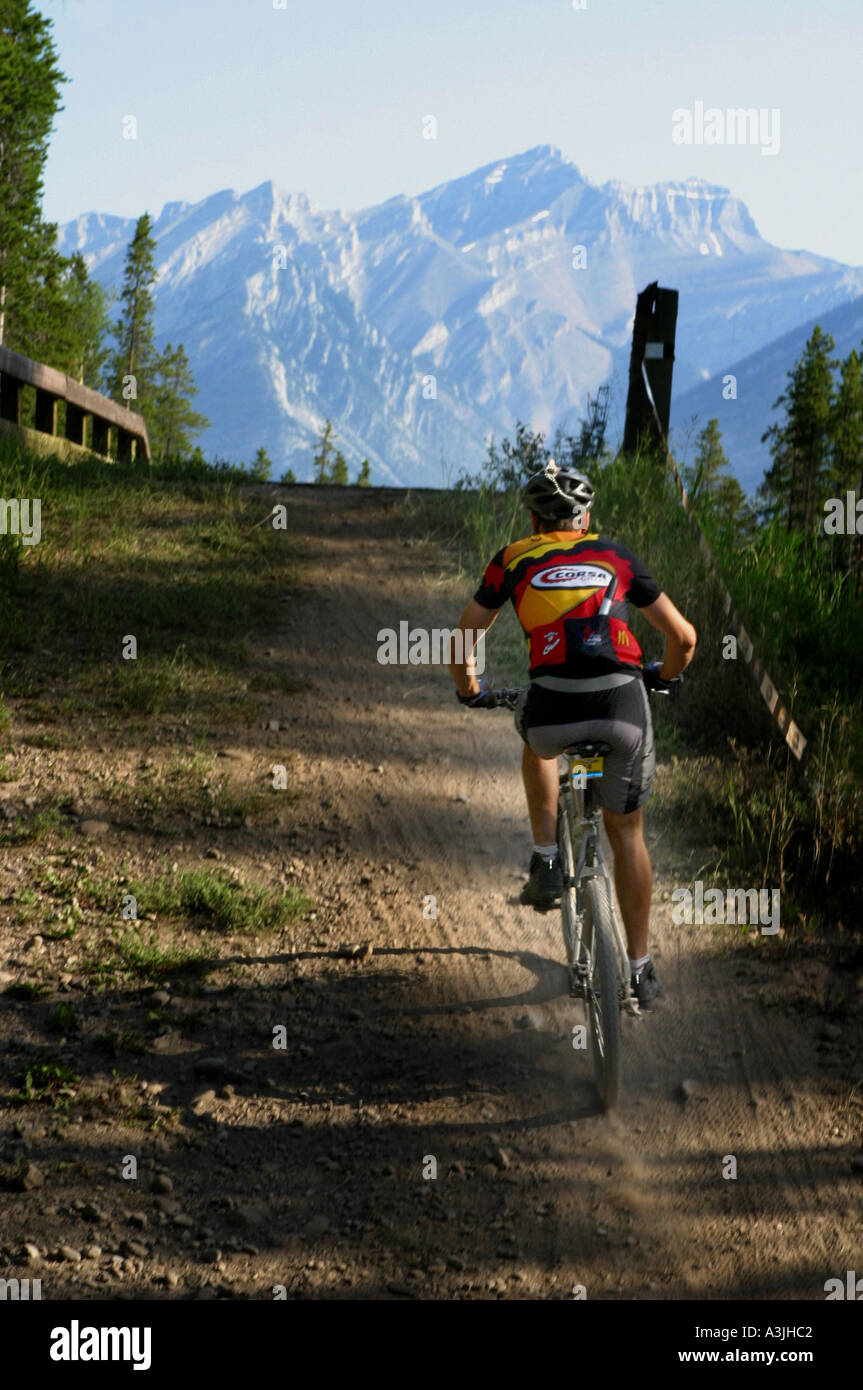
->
<box><xmin>534</xmin><ymin>843</ymin><xmax>558</xmax><ymax>859</ymax></box>
<box><xmin>629</xmin><ymin>953</ymin><xmax>650</xmax><ymax>971</ymax></box>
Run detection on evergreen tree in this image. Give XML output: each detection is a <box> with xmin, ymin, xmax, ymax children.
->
<box><xmin>62</xmin><ymin>253</ymin><xmax>111</xmax><ymax>385</ymax></box>
<box><xmin>829</xmin><ymin>347</ymin><xmax>863</xmax><ymax>495</ymax></box>
<box><xmin>682</xmin><ymin>418</ymin><xmax>750</xmax><ymax>529</ymax></box>
<box><xmin>147</xmin><ymin>342</ymin><xmax>208</xmax><ymax>461</ymax></box>
<box><xmin>759</xmin><ymin>326</ymin><xmax>836</xmax><ymax>534</ymax></box>
<box><xmin>828</xmin><ymin>345</ymin><xmax>863</xmax><ymax>591</ymax></box>
<box><xmin>249</xmin><ymin>445</ymin><xmax>271</xmax><ymax>482</ymax></box>
<box><xmin>106</xmin><ymin>213</ymin><xmax>158</xmax><ymax>408</ymax></box>
<box><xmin>330</xmin><ymin>450</ymin><xmax>348</xmax><ymax>485</ymax></box>
<box><xmin>311</xmin><ymin>419</ymin><xmax>352</xmax><ymax>483</ymax></box>
<box><xmin>16</xmin><ymin>216</ymin><xmax>69</xmax><ymax>363</ymax></box>
<box><xmin>313</xmin><ymin>418</ymin><xmax>336</xmax><ymax>483</ymax></box>
<box><xmin>26</xmin><ymin>248</ymin><xmax>112</xmax><ymax>384</ymax></box>
<box><xmin>280</xmin><ymin>467</ymin><xmax>297</xmax><ymax>484</ymax></box>
<box><xmin>356</xmin><ymin>459</ymin><xmax>371</xmax><ymax>486</ymax></box>
<box><xmin>0</xmin><ymin>1</ymin><xmax>66</xmax><ymax>350</ymax></box>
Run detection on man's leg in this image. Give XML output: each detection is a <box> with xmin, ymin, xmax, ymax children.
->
<box><xmin>522</xmin><ymin>744</ymin><xmax>558</xmax><ymax>845</ymax></box>
<box><xmin>601</xmin><ymin>806</ymin><xmax>652</xmax><ymax>960</ymax></box>
<box><xmin>519</xmin><ymin>744</ymin><xmax>563</xmax><ymax>906</ymax></box>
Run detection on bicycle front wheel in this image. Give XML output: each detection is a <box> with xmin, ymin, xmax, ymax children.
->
<box><xmin>581</xmin><ymin>876</ymin><xmax>623</xmax><ymax>1110</ymax></box>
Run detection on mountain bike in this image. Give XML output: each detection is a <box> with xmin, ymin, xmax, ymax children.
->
<box><xmin>492</xmin><ymin>679</ymin><xmax>672</xmax><ymax>1110</ymax></box>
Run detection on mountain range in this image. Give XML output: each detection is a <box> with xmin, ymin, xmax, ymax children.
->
<box><xmin>57</xmin><ymin>145</ymin><xmax>863</xmax><ymax>490</ymax></box>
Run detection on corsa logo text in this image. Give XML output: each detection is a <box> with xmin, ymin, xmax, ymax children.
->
<box><xmin>531</xmin><ymin>565</ymin><xmax>611</xmax><ymax>590</ymax></box>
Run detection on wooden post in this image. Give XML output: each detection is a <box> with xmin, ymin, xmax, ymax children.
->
<box><xmin>622</xmin><ymin>282</ymin><xmax>679</xmax><ymax>454</ymax></box>
<box><xmin>117</xmin><ymin>428</ymin><xmax>133</xmax><ymax>464</ymax></box>
<box><xmin>92</xmin><ymin>416</ymin><xmax>110</xmax><ymax>456</ymax></box>
<box><xmin>0</xmin><ymin>372</ymin><xmax>22</xmax><ymax>424</ymax></box>
<box><xmin>66</xmin><ymin>402</ymin><xmax>86</xmax><ymax>445</ymax></box>
<box><xmin>35</xmin><ymin>388</ymin><xmax>59</xmax><ymax>436</ymax></box>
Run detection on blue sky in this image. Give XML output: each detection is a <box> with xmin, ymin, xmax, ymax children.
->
<box><xmin>41</xmin><ymin>0</ymin><xmax>862</xmax><ymax>264</ymax></box>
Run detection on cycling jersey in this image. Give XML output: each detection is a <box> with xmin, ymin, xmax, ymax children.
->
<box><xmin>474</xmin><ymin>531</ymin><xmax>662</xmax><ymax>684</ymax></box>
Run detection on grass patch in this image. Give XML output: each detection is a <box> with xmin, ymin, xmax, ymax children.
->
<box><xmin>36</xmin><ymin>865</ymin><xmax>115</xmax><ymax>913</ymax></box>
<box><xmin>91</xmin><ymin>926</ymin><xmax>206</xmax><ymax>987</ymax></box>
<box><xmin>103</xmin><ymin>752</ymin><xmax>258</xmax><ymax>831</ymax></box>
<box><xmin>21</xmin><ymin>732</ymin><xmax>60</xmax><ymax>750</ymax></box>
<box><xmin>127</xmin><ymin>868</ymin><xmax>312</xmax><ymax>935</ymax></box>
<box><xmin>4</xmin><ymin>980</ymin><xmax>51</xmax><ymax>999</ymax></box>
<box><xmin>0</xmin><ymin>804</ymin><xmax>74</xmax><ymax>846</ymax></box>
<box><xmin>8</xmin><ymin>1061</ymin><xmax>80</xmax><ymax>1107</ymax></box>
<box><xmin>0</xmin><ymin>436</ymin><xmax>303</xmax><ymax>733</ymax></box>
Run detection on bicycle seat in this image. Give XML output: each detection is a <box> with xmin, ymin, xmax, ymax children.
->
<box><xmin>565</xmin><ymin>739</ymin><xmax>613</xmax><ymax>758</ymax></box>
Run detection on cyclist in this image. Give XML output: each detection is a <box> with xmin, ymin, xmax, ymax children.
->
<box><xmin>449</xmin><ymin>461</ymin><xmax>697</xmax><ymax>1010</ymax></box>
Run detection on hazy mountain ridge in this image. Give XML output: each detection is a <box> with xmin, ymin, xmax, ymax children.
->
<box><xmin>57</xmin><ymin>145</ymin><xmax>863</xmax><ymax>484</ymax></box>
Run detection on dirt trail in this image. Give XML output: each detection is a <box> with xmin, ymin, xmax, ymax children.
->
<box><xmin>259</xmin><ymin>486</ymin><xmax>863</xmax><ymax>1299</ymax></box>
<box><xmin>2</xmin><ymin>484</ymin><xmax>861</xmax><ymax>1301</ymax></box>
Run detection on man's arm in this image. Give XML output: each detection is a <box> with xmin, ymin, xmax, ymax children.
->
<box><xmin>449</xmin><ymin>598</ymin><xmax>501</xmax><ymax>698</ymax></box>
<box><xmin>639</xmin><ymin>593</ymin><xmax>697</xmax><ymax>680</ymax></box>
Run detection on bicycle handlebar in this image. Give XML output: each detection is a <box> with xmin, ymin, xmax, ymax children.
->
<box><xmin>490</xmin><ymin>688</ymin><xmax>522</xmax><ymax>710</ymax></box>
<box><xmin>487</xmin><ymin>672</ymin><xmax>683</xmax><ymax>709</ymax></box>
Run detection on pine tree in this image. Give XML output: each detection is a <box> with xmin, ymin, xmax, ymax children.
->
<box><xmin>313</xmin><ymin>419</ymin><xmax>336</xmax><ymax>483</ymax></box>
<box><xmin>830</xmin><ymin>347</ymin><xmax>863</xmax><ymax>495</ymax></box>
<box><xmin>62</xmin><ymin>253</ymin><xmax>111</xmax><ymax>385</ymax></box>
<box><xmin>280</xmin><ymin>467</ymin><xmax>297</xmax><ymax>484</ymax></box>
<box><xmin>330</xmin><ymin>450</ymin><xmax>348</xmax><ymax>485</ymax></box>
<box><xmin>16</xmin><ymin>217</ymin><xmax>70</xmax><ymax>363</ymax></box>
<box><xmin>26</xmin><ymin>248</ymin><xmax>111</xmax><ymax>384</ymax></box>
<box><xmin>147</xmin><ymin>342</ymin><xmax>208</xmax><ymax>461</ymax></box>
<box><xmin>0</xmin><ymin>1</ymin><xmax>66</xmax><ymax>350</ymax></box>
<box><xmin>106</xmin><ymin>213</ymin><xmax>158</xmax><ymax>409</ymax></box>
<box><xmin>686</xmin><ymin>418</ymin><xmax>728</xmax><ymax>492</ymax></box>
<box><xmin>249</xmin><ymin>446</ymin><xmax>271</xmax><ymax>482</ymax></box>
<box><xmin>356</xmin><ymin>459</ymin><xmax>371</xmax><ymax>486</ymax></box>
<box><xmin>828</xmin><ymin>345</ymin><xmax>863</xmax><ymax>591</ymax></box>
<box><xmin>759</xmin><ymin>326</ymin><xmax>836</xmax><ymax>534</ymax></box>
<box><xmin>682</xmin><ymin>419</ymin><xmax>749</xmax><ymax>529</ymax></box>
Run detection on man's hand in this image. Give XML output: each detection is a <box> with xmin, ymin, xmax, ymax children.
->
<box><xmin>639</xmin><ymin>593</ymin><xmax>697</xmax><ymax>680</ymax></box>
<box><xmin>457</xmin><ymin>678</ymin><xmax>497</xmax><ymax>708</ymax></box>
<box><xmin>643</xmin><ymin>660</ymin><xmax>682</xmax><ymax>693</ymax></box>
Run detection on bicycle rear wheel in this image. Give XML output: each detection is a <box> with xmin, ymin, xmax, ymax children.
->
<box><xmin>581</xmin><ymin>876</ymin><xmax>622</xmax><ymax>1110</ymax></box>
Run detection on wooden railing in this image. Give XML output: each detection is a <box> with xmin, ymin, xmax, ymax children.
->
<box><xmin>0</xmin><ymin>344</ymin><xmax>151</xmax><ymax>464</ymax></box>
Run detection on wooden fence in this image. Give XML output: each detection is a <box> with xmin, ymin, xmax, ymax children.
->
<box><xmin>0</xmin><ymin>343</ymin><xmax>151</xmax><ymax>464</ymax></box>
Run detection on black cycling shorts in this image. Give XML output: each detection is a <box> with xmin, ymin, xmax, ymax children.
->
<box><xmin>514</xmin><ymin>677</ymin><xmax>655</xmax><ymax>815</ymax></box>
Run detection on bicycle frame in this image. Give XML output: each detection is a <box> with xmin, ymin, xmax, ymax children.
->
<box><xmin>560</xmin><ymin>754</ymin><xmax>638</xmax><ymax>1015</ymax></box>
<box><xmin>487</xmin><ymin>686</ymin><xmax>644</xmax><ymax>1020</ymax></box>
